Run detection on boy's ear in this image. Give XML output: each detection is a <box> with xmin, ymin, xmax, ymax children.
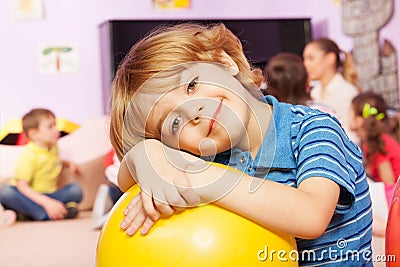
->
<box><xmin>219</xmin><ymin>50</ymin><xmax>239</xmax><ymax>76</ymax></box>
<box><xmin>26</xmin><ymin>128</ymin><xmax>38</xmax><ymax>141</ymax></box>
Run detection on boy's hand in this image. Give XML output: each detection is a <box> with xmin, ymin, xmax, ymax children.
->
<box><xmin>68</xmin><ymin>162</ymin><xmax>81</xmax><ymax>175</ymax></box>
<box><xmin>63</xmin><ymin>160</ymin><xmax>81</xmax><ymax>175</ymax></box>
<box><xmin>120</xmin><ymin>194</ymin><xmax>158</xmax><ymax>236</ymax></box>
<box><xmin>16</xmin><ymin>180</ymin><xmax>68</xmax><ymax>220</ymax></box>
<box><xmin>42</xmin><ymin>197</ymin><xmax>67</xmax><ymax>220</ymax></box>
<box><xmin>124</xmin><ymin>139</ymin><xmax>201</xmax><ymax>221</ymax></box>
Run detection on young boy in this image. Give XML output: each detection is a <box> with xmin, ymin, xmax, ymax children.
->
<box><xmin>109</xmin><ymin>23</ymin><xmax>373</xmax><ymax>266</ymax></box>
<box><xmin>0</xmin><ymin>108</ymin><xmax>83</xmax><ymax>221</ymax></box>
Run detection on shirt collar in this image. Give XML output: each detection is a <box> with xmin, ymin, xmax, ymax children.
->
<box><xmin>254</xmin><ymin>95</ymin><xmax>296</xmax><ymax>169</ymax></box>
<box><xmin>27</xmin><ymin>141</ymin><xmax>56</xmax><ymax>153</ymax></box>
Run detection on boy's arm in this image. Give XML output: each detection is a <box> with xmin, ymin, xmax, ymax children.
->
<box><xmin>118</xmin><ymin>160</ymin><xmax>136</xmax><ymax>192</ymax></box>
<box><xmin>188</xmin><ymin>165</ymin><xmax>339</xmax><ymax>239</ymax></box>
<box><xmin>119</xmin><ymin>141</ymin><xmax>201</xmax><ymax>220</ymax></box>
<box><xmin>16</xmin><ymin>180</ymin><xmax>67</xmax><ymax>220</ymax></box>
<box><xmin>119</xmin><ymin>139</ymin><xmax>339</xmax><ymax>239</ymax></box>
<box><xmin>61</xmin><ymin>160</ymin><xmax>81</xmax><ymax>175</ymax></box>
<box><xmin>16</xmin><ymin>180</ymin><xmax>51</xmax><ymax>206</ymax></box>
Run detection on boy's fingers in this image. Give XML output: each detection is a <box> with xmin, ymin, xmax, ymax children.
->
<box><xmin>140</xmin><ymin>216</ymin><xmax>157</xmax><ymax>235</ymax></box>
<box><xmin>120</xmin><ymin>210</ymin><xmax>135</xmax><ymax>230</ymax></box>
<box><xmin>141</xmin><ymin>192</ymin><xmax>160</xmax><ymax>221</ymax></box>
<box><xmin>172</xmin><ymin>171</ymin><xmax>201</xmax><ymax>207</ymax></box>
<box><xmin>178</xmin><ymin>186</ymin><xmax>201</xmax><ymax>207</ymax></box>
<box><xmin>153</xmin><ymin>199</ymin><xmax>175</xmax><ymax>217</ymax></box>
<box><xmin>144</xmin><ymin>188</ymin><xmax>175</xmax><ymax>217</ymax></box>
<box><xmin>123</xmin><ymin>195</ymin><xmax>140</xmax><ymax>215</ymax></box>
<box><xmin>120</xmin><ymin>196</ymin><xmax>142</xmax><ymax>230</ymax></box>
<box><xmin>152</xmin><ymin>188</ymin><xmax>175</xmax><ymax>216</ymax></box>
<box><xmin>125</xmin><ymin>212</ymin><xmax>146</xmax><ymax>236</ymax></box>
<box><xmin>163</xmin><ymin>186</ymin><xmax>187</xmax><ymax>209</ymax></box>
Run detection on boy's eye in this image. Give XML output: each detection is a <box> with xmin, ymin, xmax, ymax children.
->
<box><xmin>186</xmin><ymin>77</ymin><xmax>198</xmax><ymax>94</ymax></box>
<box><xmin>171</xmin><ymin>115</ymin><xmax>182</xmax><ymax>135</ymax></box>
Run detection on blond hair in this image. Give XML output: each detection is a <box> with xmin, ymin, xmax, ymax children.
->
<box><xmin>109</xmin><ymin>23</ymin><xmax>264</xmax><ymax>161</ymax></box>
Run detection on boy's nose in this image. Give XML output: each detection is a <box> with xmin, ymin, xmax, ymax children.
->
<box><xmin>191</xmin><ymin>116</ymin><xmax>201</xmax><ymax>125</ymax></box>
<box><xmin>187</xmin><ymin>106</ymin><xmax>204</xmax><ymax>125</ymax></box>
<box><xmin>179</xmin><ymin>98</ymin><xmax>205</xmax><ymax>122</ymax></box>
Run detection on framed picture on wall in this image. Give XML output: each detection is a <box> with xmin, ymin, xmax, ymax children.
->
<box><xmin>38</xmin><ymin>44</ymin><xmax>79</xmax><ymax>74</ymax></box>
<box><xmin>13</xmin><ymin>0</ymin><xmax>44</xmax><ymax>20</ymax></box>
<box><xmin>152</xmin><ymin>0</ymin><xmax>190</xmax><ymax>9</ymax></box>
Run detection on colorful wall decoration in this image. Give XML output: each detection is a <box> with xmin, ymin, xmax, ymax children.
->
<box><xmin>152</xmin><ymin>0</ymin><xmax>191</xmax><ymax>9</ymax></box>
<box><xmin>13</xmin><ymin>0</ymin><xmax>44</xmax><ymax>20</ymax></box>
<box><xmin>38</xmin><ymin>44</ymin><xmax>79</xmax><ymax>74</ymax></box>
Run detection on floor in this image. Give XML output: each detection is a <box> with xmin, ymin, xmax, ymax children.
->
<box><xmin>0</xmin><ymin>211</ymin><xmax>387</xmax><ymax>267</ymax></box>
<box><xmin>0</xmin><ymin>211</ymin><xmax>100</xmax><ymax>267</ymax></box>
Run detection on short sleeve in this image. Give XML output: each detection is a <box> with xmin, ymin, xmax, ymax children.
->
<box><xmin>374</xmin><ymin>134</ymin><xmax>399</xmax><ymax>165</ymax></box>
<box><xmin>294</xmin><ymin>114</ymin><xmax>360</xmax><ymax>213</ymax></box>
<box><xmin>374</xmin><ymin>152</ymin><xmax>389</xmax><ymax>166</ymax></box>
<box><xmin>14</xmin><ymin>150</ymin><xmax>35</xmax><ymax>183</ymax></box>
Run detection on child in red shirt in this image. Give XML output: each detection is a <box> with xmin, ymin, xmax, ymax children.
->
<box><xmin>350</xmin><ymin>92</ymin><xmax>400</xmax><ymax>187</ymax></box>
<box><xmin>350</xmin><ymin>91</ymin><xmax>400</xmax><ymax>236</ymax></box>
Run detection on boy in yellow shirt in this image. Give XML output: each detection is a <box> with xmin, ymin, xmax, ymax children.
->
<box><xmin>0</xmin><ymin>108</ymin><xmax>83</xmax><ymax>221</ymax></box>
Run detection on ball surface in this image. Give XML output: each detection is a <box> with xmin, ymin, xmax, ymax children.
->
<box><xmin>96</xmin><ymin>184</ymin><xmax>298</xmax><ymax>267</ymax></box>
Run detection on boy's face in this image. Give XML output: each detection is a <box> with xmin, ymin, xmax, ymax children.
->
<box><xmin>144</xmin><ymin>63</ymin><xmax>252</xmax><ymax>157</ymax></box>
<box><xmin>29</xmin><ymin>116</ymin><xmax>60</xmax><ymax>148</ymax></box>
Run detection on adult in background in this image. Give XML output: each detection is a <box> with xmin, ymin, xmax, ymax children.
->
<box><xmin>303</xmin><ymin>38</ymin><xmax>360</xmax><ymax>143</ymax></box>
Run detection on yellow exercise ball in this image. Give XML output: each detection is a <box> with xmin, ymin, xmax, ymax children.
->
<box><xmin>97</xmin><ymin>183</ymin><xmax>298</xmax><ymax>267</ymax></box>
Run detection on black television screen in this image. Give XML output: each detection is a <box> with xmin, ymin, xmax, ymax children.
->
<box><xmin>99</xmin><ymin>18</ymin><xmax>312</xmax><ymax>111</ymax></box>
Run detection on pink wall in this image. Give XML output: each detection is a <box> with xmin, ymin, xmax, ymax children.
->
<box><xmin>0</xmin><ymin>0</ymin><xmax>399</xmax><ymax>125</ymax></box>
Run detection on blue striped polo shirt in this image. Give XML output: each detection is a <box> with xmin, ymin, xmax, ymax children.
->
<box><xmin>212</xmin><ymin>95</ymin><xmax>373</xmax><ymax>266</ymax></box>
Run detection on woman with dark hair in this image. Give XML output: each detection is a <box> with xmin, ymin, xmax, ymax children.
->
<box><xmin>303</xmin><ymin>38</ymin><xmax>360</xmax><ymax>142</ymax></box>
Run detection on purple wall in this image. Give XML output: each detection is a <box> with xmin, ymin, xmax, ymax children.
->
<box><xmin>0</xmin><ymin>0</ymin><xmax>399</xmax><ymax>125</ymax></box>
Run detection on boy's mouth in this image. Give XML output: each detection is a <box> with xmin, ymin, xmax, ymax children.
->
<box><xmin>207</xmin><ymin>98</ymin><xmax>223</xmax><ymax>137</ymax></box>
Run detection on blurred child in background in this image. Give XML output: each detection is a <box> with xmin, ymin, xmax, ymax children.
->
<box><xmin>0</xmin><ymin>108</ymin><xmax>83</xmax><ymax>221</ymax></box>
<box><xmin>350</xmin><ymin>91</ymin><xmax>400</xmax><ymax>236</ymax></box>
<box><xmin>264</xmin><ymin>52</ymin><xmax>335</xmax><ymax>115</ymax></box>
<box><xmin>350</xmin><ymin>92</ymin><xmax>400</xmax><ymax>186</ymax></box>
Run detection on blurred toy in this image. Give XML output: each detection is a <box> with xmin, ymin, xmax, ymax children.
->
<box><xmin>0</xmin><ymin>117</ymin><xmax>79</xmax><ymax>145</ymax></box>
